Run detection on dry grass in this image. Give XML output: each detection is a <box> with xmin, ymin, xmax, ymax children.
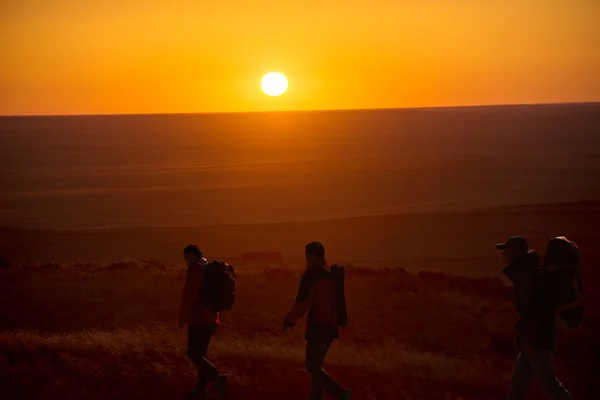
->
<box><xmin>0</xmin><ymin>260</ymin><xmax>597</xmax><ymax>399</ymax></box>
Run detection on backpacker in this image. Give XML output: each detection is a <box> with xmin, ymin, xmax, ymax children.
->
<box><xmin>542</xmin><ymin>237</ymin><xmax>584</xmax><ymax>331</ymax></box>
<box><xmin>203</xmin><ymin>261</ymin><xmax>236</xmax><ymax>311</ymax></box>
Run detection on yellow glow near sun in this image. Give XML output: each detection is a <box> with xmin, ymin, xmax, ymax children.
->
<box><xmin>261</xmin><ymin>72</ymin><xmax>288</xmax><ymax>96</ymax></box>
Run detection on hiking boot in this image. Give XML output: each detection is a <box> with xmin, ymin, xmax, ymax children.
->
<box><xmin>215</xmin><ymin>374</ymin><xmax>227</xmax><ymax>400</ymax></box>
<box><xmin>339</xmin><ymin>389</ymin><xmax>352</xmax><ymax>400</ymax></box>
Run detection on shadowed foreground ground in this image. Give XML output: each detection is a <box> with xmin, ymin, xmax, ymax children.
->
<box><xmin>1</xmin><ymin>261</ymin><xmax>598</xmax><ymax>399</ymax></box>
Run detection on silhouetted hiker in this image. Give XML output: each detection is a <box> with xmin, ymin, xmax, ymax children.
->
<box><xmin>496</xmin><ymin>237</ymin><xmax>572</xmax><ymax>400</ymax></box>
<box><xmin>179</xmin><ymin>244</ymin><xmax>227</xmax><ymax>400</ymax></box>
<box><xmin>284</xmin><ymin>242</ymin><xmax>351</xmax><ymax>400</ymax></box>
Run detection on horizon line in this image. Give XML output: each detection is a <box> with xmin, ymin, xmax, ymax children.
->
<box><xmin>1</xmin><ymin>101</ymin><xmax>599</xmax><ymax>118</ymax></box>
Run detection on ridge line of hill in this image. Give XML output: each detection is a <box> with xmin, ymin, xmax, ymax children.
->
<box><xmin>1</xmin><ymin>200</ymin><xmax>598</xmax><ymax>233</ymax></box>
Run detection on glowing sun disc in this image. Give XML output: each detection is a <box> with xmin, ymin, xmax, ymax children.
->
<box><xmin>261</xmin><ymin>72</ymin><xmax>288</xmax><ymax>96</ymax></box>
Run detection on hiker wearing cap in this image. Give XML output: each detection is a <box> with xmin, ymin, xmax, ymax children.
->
<box><xmin>496</xmin><ymin>237</ymin><xmax>572</xmax><ymax>400</ymax></box>
<box><xmin>283</xmin><ymin>242</ymin><xmax>352</xmax><ymax>400</ymax></box>
<box><xmin>179</xmin><ymin>244</ymin><xmax>227</xmax><ymax>400</ymax></box>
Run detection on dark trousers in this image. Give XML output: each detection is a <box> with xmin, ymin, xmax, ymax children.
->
<box><xmin>305</xmin><ymin>335</ymin><xmax>344</xmax><ymax>400</ymax></box>
<box><xmin>507</xmin><ymin>346</ymin><xmax>572</xmax><ymax>400</ymax></box>
<box><xmin>187</xmin><ymin>324</ymin><xmax>219</xmax><ymax>393</ymax></box>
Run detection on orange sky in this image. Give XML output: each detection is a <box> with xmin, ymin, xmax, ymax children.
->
<box><xmin>2</xmin><ymin>0</ymin><xmax>599</xmax><ymax>115</ymax></box>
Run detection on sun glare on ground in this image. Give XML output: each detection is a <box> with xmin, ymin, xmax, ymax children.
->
<box><xmin>261</xmin><ymin>72</ymin><xmax>288</xmax><ymax>97</ymax></box>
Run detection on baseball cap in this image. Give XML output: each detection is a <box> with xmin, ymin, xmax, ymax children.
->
<box><xmin>495</xmin><ymin>236</ymin><xmax>529</xmax><ymax>252</ymax></box>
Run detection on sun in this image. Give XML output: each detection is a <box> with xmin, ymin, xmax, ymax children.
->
<box><xmin>261</xmin><ymin>72</ymin><xmax>288</xmax><ymax>96</ymax></box>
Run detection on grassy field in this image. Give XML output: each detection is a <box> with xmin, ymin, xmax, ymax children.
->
<box><xmin>1</xmin><ymin>260</ymin><xmax>598</xmax><ymax>399</ymax></box>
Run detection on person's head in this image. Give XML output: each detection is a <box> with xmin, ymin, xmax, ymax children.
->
<box><xmin>305</xmin><ymin>241</ymin><xmax>326</xmax><ymax>269</ymax></box>
<box><xmin>495</xmin><ymin>236</ymin><xmax>529</xmax><ymax>265</ymax></box>
<box><xmin>183</xmin><ymin>244</ymin><xmax>203</xmax><ymax>266</ymax></box>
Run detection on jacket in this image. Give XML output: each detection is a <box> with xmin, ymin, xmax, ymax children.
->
<box><xmin>179</xmin><ymin>259</ymin><xmax>221</xmax><ymax>326</ymax></box>
<box><xmin>284</xmin><ymin>265</ymin><xmax>345</xmax><ymax>339</ymax></box>
<box><xmin>503</xmin><ymin>250</ymin><xmax>556</xmax><ymax>350</ymax></box>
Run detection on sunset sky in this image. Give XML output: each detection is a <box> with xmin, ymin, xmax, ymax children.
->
<box><xmin>2</xmin><ymin>0</ymin><xmax>599</xmax><ymax>115</ymax></box>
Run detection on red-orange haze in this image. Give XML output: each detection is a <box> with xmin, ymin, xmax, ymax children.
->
<box><xmin>1</xmin><ymin>0</ymin><xmax>599</xmax><ymax>115</ymax></box>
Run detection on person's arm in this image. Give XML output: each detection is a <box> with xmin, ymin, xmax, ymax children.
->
<box><xmin>507</xmin><ymin>252</ymin><xmax>540</xmax><ymax>323</ymax></box>
<box><xmin>516</xmin><ymin>267</ymin><xmax>536</xmax><ymax>323</ymax></box>
<box><xmin>179</xmin><ymin>264</ymin><xmax>204</xmax><ymax>324</ymax></box>
<box><xmin>283</xmin><ymin>272</ymin><xmax>316</xmax><ymax>328</ymax></box>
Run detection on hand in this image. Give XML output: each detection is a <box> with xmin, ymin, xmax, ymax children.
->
<box><xmin>178</xmin><ymin>317</ymin><xmax>187</xmax><ymax>330</ymax></box>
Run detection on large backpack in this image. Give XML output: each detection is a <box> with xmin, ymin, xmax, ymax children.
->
<box><xmin>542</xmin><ymin>237</ymin><xmax>584</xmax><ymax>331</ymax></box>
<box><xmin>330</xmin><ymin>265</ymin><xmax>348</xmax><ymax>327</ymax></box>
<box><xmin>203</xmin><ymin>261</ymin><xmax>236</xmax><ymax>311</ymax></box>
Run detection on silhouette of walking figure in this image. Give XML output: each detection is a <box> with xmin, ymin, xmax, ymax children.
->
<box><xmin>284</xmin><ymin>242</ymin><xmax>351</xmax><ymax>400</ymax></box>
<box><xmin>179</xmin><ymin>245</ymin><xmax>227</xmax><ymax>399</ymax></box>
<box><xmin>496</xmin><ymin>237</ymin><xmax>572</xmax><ymax>400</ymax></box>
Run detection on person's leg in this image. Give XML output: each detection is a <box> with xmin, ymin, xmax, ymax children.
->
<box><xmin>187</xmin><ymin>325</ymin><xmax>208</xmax><ymax>396</ymax></box>
<box><xmin>319</xmin><ymin>340</ymin><xmax>347</xmax><ymax>398</ymax></box>
<box><xmin>196</xmin><ymin>325</ymin><xmax>221</xmax><ymax>383</ymax></box>
<box><xmin>188</xmin><ymin>325</ymin><xmax>219</xmax><ymax>396</ymax></box>
<box><xmin>506</xmin><ymin>352</ymin><xmax>533</xmax><ymax>400</ymax></box>
<box><xmin>522</xmin><ymin>346</ymin><xmax>572</xmax><ymax>400</ymax></box>
<box><xmin>306</xmin><ymin>337</ymin><xmax>330</xmax><ymax>400</ymax></box>
<box><xmin>196</xmin><ymin>325</ymin><xmax>227</xmax><ymax>400</ymax></box>
<box><xmin>306</xmin><ymin>336</ymin><xmax>347</xmax><ymax>400</ymax></box>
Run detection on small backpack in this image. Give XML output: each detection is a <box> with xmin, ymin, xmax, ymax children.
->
<box><xmin>542</xmin><ymin>237</ymin><xmax>584</xmax><ymax>331</ymax></box>
<box><xmin>203</xmin><ymin>261</ymin><xmax>236</xmax><ymax>311</ymax></box>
